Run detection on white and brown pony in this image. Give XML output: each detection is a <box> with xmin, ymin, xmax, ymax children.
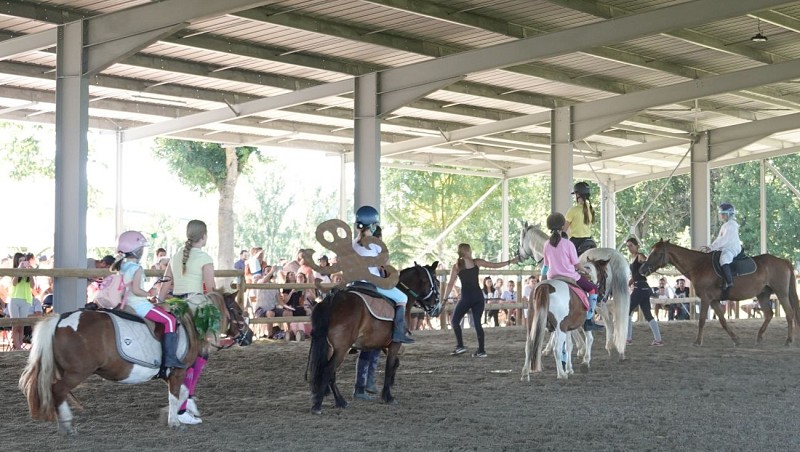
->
<box><xmin>521</xmin><ymin>277</ymin><xmax>595</xmax><ymax>380</ymax></box>
<box><xmin>518</xmin><ymin>223</ymin><xmax>631</xmax><ymax>360</ymax></box>
<box><xmin>19</xmin><ymin>291</ymin><xmax>251</xmax><ymax>434</ymax></box>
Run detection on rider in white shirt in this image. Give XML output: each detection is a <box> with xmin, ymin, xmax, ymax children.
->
<box><xmin>707</xmin><ymin>202</ymin><xmax>741</xmax><ymax>296</ymax></box>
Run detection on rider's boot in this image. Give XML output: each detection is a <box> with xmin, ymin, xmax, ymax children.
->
<box><xmin>392</xmin><ymin>305</ymin><xmax>415</xmax><ymax>344</ymax></box>
<box><xmin>583</xmin><ymin>293</ymin><xmax>604</xmax><ymax>332</ymax></box>
<box><xmin>721</xmin><ymin>264</ymin><xmax>734</xmax><ymax>297</ymax></box>
<box><xmin>161</xmin><ymin>332</ymin><xmax>187</xmax><ymax>369</ymax></box>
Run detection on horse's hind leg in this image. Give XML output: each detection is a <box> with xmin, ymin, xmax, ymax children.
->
<box><xmin>755</xmin><ymin>292</ymin><xmax>774</xmax><ymax>344</ymax></box>
<box><xmin>381</xmin><ymin>343</ymin><xmax>402</xmax><ymax>404</ymax></box>
<box><xmin>52</xmin><ymin>371</ymin><xmax>90</xmax><ymax>435</ymax></box>
<box><xmin>773</xmin><ymin>292</ymin><xmax>794</xmax><ymax>346</ymax></box>
<box><xmin>328</xmin><ymin>348</ymin><xmax>349</xmax><ymax>409</ymax></box>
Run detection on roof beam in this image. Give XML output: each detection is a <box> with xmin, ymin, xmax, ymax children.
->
<box><xmin>122</xmin><ymin>79</ymin><xmax>355</xmax><ymax>142</ymax></box>
<box><xmin>573</xmin><ymin>59</ymin><xmax>800</xmax><ymax>138</ymax></box>
<box><xmin>369</xmin><ymin>0</ymin><xmax>796</xmax><ymax>92</ymax></box>
<box><xmin>0</xmin><ymin>28</ymin><xmax>56</xmax><ymax>60</ymax></box>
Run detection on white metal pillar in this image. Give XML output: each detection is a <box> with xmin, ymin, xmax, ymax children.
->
<box><xmin>115</xmin><ymin>130</ymin><xmax>124</xmax><ymax>238</ymax></box>
<box><xmin>690</xmin><ymin>133</ymin><xmax>711</xmax><ymax>249</ymax></box>
<box><xmin>551</xmin><ymin>107</ymin><xmax>573</xmax><ymax>214</ymax></box>
<box><xmin>353</xmin><ymin>73</ymin><xmax>381</xmax><ymax>212</ymax></box>
<box><xmin>501</xmin><ymin>178</ymin><xmax>509</xmax><ymax>260</ymax></box>
<box><xmin>54</xmin><ymin>22</ymin><xmax>90</xmax><ymax>313</ymax></box>
<box><xmin>760</xmin><ymin>160</ymin><xmax>767</xmax><ymax>254</ymax></box>
<box><xmin>600</xmin><ymin>180</ymin><xmax>617</xmax><ymax>248</ymax></box>
<box><xmin>339</xmin><ymin>153</ymin><xmax>348</xmax><ymax>220</ymax></box>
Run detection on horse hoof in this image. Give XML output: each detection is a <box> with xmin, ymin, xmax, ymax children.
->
<box><xmin>335</xmin><ymin>401</ymin><xmax>348</xmax><ymax>409</ymax></box>
<box><xmin>383</xmin><ymin>398</ymin><xmax>397</xmax><ymax>405</ymax></box>
<box><xmin>580</xmin><ymin>363</ymin><xmax>590</xmax><ymax>374</ymax></box>
<box><xmin>311</xmin><ymin>408</ymin><xmax>322</xmax><ymax>415</ymax></box>
<box><xmin>58</xmin><ymin>426</ymin><xmax>77</xmax><ymax>436</ymax></box>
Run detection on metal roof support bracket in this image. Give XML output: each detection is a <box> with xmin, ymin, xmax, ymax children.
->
<box><xmin>378</xmin><ymin>75</ymin><xmax>463</xmax><ymax>116</ymax></box>
<box><xmin>573</xmin><ymin>111</ymin><xmax>634</xmax><ymax>142</ymax></box>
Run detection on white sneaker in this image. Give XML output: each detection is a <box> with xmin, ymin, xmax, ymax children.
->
<box><xmin>186</xmin><ymin>398</ymin><xmax>201</xmax><ymax>417</ymax></box>
<box><xmin>177</xmin><ymin>411</ymin><xmax>202</xmax><ymax>425</ymax></box>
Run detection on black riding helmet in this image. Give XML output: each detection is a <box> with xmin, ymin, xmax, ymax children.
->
<box><xmin>546</xmin><ymin>212</ymin><xmax>566</xmax><ymax>231</ymax></box>
<box><xmin>572</xmin><ymin>181</ymin><xmax>591</xmax><ymax>198</ymax></box>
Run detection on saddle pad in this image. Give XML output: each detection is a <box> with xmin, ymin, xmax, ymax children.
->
<box><xmin>711</xmin><ymin>251</ymin><xmax>757</xmax><ymax>277</ymax></box>
<box><xmin>104</xmin><ymin>312</ymin><xmax>189</xmax><ymax>368</ymax></box>
<box><xmin>351</xmin><ymin>292</ymin><xmax>394</xmax><ymax>321</ymax></box>
<box><xmin>567</xmin><ymin>285</ymin><xmax>590</xmax><ymax>311</ymax></box>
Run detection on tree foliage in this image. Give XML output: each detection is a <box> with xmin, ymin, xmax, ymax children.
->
<box><xmin>0</xmin><ymin>122</ymin><xmax>53</xmax><ymax>179</ymax></box>
<box><xmin>153</xmin><ymin>139</ymin><xmax>257</xmax><ymax>193</ymax></box>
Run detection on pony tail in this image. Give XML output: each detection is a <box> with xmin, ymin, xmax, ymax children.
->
<box><xmin>583</xmin><ymin>200</ymin><xmax>594</xmax><ymax>225</ymax></box>
<box><xmin>182</xmin><ymin>240</ymin><xmax>192</xmax><ymax>275</ymax></box>
<box><xmin>110</xmin><ymin>254</ymin><xmax>124</xmax><ymax>272</ymax></box>
<box><xmin>549</xmin><ymin>230</ymin><xmax>561</xmax><ymax>247</ymax></box>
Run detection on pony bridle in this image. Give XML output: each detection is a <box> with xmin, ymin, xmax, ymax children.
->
<box><xmin>399</xmin><ymin>265</ymin><xmax>441</xmax><ymax>315</ymax></box>
<box><xmin>216</xmin><ymin>297</ymin><xmax>253</xmax><ymax>349</ymax></box>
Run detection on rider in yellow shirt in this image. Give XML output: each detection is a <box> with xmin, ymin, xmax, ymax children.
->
<box><xmin>565</xmin><ymin>182</ymin><xmax>596</xmax><ymax>255</ymax></box>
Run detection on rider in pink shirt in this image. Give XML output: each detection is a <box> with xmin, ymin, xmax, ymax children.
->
<box><xmin>541</xmin><ymin>212</ymin><xmax>602</xmax><ymax>331</ymax></box>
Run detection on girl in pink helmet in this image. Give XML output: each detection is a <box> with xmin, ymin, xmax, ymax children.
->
<box><xmin>112</xmin><ymin>231</ymin><xmax>186</xmax><ymax>370</ymax></box>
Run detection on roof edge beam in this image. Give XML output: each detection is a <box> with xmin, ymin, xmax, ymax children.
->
<box><xmin>379</xmin><ymin>0</ymin><xmax>792</xmax><ymax>92</ymax></box>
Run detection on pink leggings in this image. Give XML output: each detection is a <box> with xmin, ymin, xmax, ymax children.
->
<box><xmin>144</xmin><ymin>306</ymin><xmax>176</xmax><ymax>333</ymax></box>
<box><xmin>180</xmin><ymin>356</ymin><xmax>207</xmax><ymax>411</ymax></box>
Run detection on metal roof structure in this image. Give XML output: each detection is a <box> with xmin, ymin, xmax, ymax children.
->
<box><xmin>3</xmin><ymin>0</ymin><xmax>800</xmax><ymax>187</ymax></box>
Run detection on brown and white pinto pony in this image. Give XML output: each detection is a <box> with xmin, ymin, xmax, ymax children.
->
<box><xmin>640</xmin><ymin>240</ymin><xmax>800</xmax><ymax>346</ymax></box>
<box><xmin>18</xmin><ymin>291</ymin><xmax>251</xmax><ymax>434</ymax></box>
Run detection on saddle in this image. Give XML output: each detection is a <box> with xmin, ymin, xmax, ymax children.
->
<box><xmin>98</xmin><ymin>307</ymin><xmax>189</xmax><ymax>369</ymax></box>
<box><xmin>344</xmin><ymin>282</ymin><xmax>395</xmax><ymax>321</ymax></box>
<box><xmin>546</xmin><ymin>276</ymin><xmax>590</xmax><ymax>311</ymax></box>
<box><xmin>711</xmin><ymin>250</ymin><xmax>756</xmax><ymax>278</ymax></box>
<box><xmin>576</xmin><ymin>238</ymin><xmax>597</xmax><ymax>256</ymax></box>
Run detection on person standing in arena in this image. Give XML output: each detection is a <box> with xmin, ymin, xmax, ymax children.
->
<box><xmin>625</xmin><ymin>237</ymin><xmax>664</xmax><ymax>346</ymax></box>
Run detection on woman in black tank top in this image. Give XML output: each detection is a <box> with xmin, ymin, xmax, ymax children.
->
<box><xmin>625</xmin><ymin>238</ymin><xmax>663</xmax><ymax>346</ymax></box>
<box><xmin>443</xmin><ymin>243</ymin><xmax>519</xmax><ymax>357</ymax></box>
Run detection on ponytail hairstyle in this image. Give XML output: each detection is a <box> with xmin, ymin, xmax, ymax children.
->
<box><xmin>456</xmin><ymin>243</ymin><xmax>470</xmax><ymax>271</ymax></box>
<box><xmin>582</xmin><ymin>197</ymin><xmax>595</xmax><ymax>226</ymax></box>
<box><xmin>109</xmin><ymin>253</ymin><xmax>125</xmax><ymax>272</ymax></box>
<box><xmin>548</xmin><ymin>229</ymin><xmax>568</xmax><ymax>247</ymax></box>
<box><xmin>181</xmin><ymin>219</ymin><xmax>208</xmax><ymax>275</ymax></box>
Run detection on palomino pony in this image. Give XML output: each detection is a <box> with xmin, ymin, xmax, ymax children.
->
<box><xmin>521</xmin><ymin>277</ymin><xmax>594</xmax><ymax>380</ymax></box>
<box><xmin>640</xmin><ymin>240</ymin><xmax>800</xmax><ymax>346</ymax></box>
<box><xmin>307</xmin><ymin>262</ymin><xmax>441</xmax><ymax>414</ymax></box>
<box><xmin>19</xmin><ymin>291</ymin><xmax>251</xmax><ymax>434</ymax></box>
<box><xmin>518</xmin><ymin>223</ymin><xmax>631</xmax><ymax>359</ymax></box>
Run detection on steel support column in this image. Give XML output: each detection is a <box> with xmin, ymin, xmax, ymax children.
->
<box><xmin>551</xmin><ymin>107</ymin><xmax>573</xmax><ymax>214</ymax></box>
<box><xmin>353</xmin><ymin>73</ymin><xmax>381</xmax><ymax>211</ymax></box>
<box><xmin>501</xmin><ymin>178</ymin><xmax>509</xmax><ymax>261</ymax></box>
<box><xmin>54</xmin><ymin>22</ymin><xmax>90</xmax><ymax>313</ymax></box>
<box><xmin>600</xmin><ymin>180</ymin><xmax>617</xmax><ymax>249</ymax></box>
<box><xmin>760</xmin><ymin>160</ymin><xmax>767</xmax><ymax>254</ymax></box>
<box><xmin>690</xmin><ymin>133</ymin><xmax>711</xmax><ymax>249</ymax></box>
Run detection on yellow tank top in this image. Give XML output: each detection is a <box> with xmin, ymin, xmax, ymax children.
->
<box><xmin>566</xmin><ymin>204</ymin><xmax>593</xmax><ymax>238</ymax></box>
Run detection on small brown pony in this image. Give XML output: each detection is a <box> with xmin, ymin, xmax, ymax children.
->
<box><xmin>19</xmin><ymin>291</ymin><xmax>252</xmax><ymax>434</ymax></box>
<box><xmin>306</xmin><ymin>262</ymin><xmax>441</xmax><ymax>414</ymax></box>
<box><xmin>640</xmin><ymin>240</ymin><xmax>800</xmax><ymax>346</ymax></box>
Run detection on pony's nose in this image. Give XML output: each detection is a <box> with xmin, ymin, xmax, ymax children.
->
<box><xmin>639</xmin><ymin>265</ymin><xmax>649</xmax><ymax>276</ymax></box>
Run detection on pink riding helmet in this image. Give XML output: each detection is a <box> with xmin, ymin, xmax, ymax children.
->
<box><xmin>117</xmin><ymin>231</ymin><xmax>148</xmax><ymax>253</ymax></box>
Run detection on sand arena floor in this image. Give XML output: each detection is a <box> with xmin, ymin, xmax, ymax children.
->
<box><xmin>2</xmin><ymin>318</ymin><xmax>800</xmax><ymax>451</ymax></box>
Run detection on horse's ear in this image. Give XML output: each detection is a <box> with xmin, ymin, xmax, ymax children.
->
<box><xmin>414</xmin><ymin>260</ymin><xmax>419</xmax><ymax>266</ymax></box>
<box><xmin>431</xmin><ymin>260</ymin><xmax>439</xmax><ymax>270</ymax></box>
<box><xmin>523</xmin><ymin>220</ymin><xmax>529</xmax><ymax>228</ymax></box>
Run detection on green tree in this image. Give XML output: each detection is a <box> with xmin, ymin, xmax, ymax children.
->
<box><xmin>615</xmin><ymin>175</ymin><xmax>692</xmax><ymax>249</ymax></box>
<box><xmin>0</xmin><ymin>122</ymin><xmax>53</xmax><ymax>179</ymax></box>
<box><xmin>152</xmin><ymin>139</ymin><xmax>258</xmax><ymax>268</ymax></box>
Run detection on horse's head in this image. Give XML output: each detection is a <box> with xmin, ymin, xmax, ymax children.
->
<box><xmin>518</xmin><ymin>222</ymin><xmax>546</xmax><ymax>263</ymax></box>
<box><xmin>399</xmin><ymin>261</ymin><xmax>442</xmax><ymax>317</ymax></box>
<box><xmin>199</xmin><ymin>291</ymin><xmax>253</xmax><ymax>348</ymax></box>
<box><xmin>639</xmin><ymin>239</ymin><xmax>670</xmax><ymax>276</ymax></box>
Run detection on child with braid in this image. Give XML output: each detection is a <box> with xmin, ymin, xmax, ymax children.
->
<box><xmin>158</xmin><ymin>219</ymin><xmax>216</xmax><ymax>425</ymax></box>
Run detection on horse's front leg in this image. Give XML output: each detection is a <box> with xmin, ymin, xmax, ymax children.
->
<box><xmin>564</xmin><ymin>332</ymin><xmax>574</xmax><ymax>376</ymax></box>
<box><xmin>597</xmin><ymin>302</ymin><xmax>614</xmax><ymax>355</ymax></box>
<box><xmin>553</xmin><ymin>331</ymin><xmax>568</xmax><ymax>380</ymax></box>
<box><xmin>167</xmin><ymin>370</ymin><xmax>189</xmax><ymax>428</ymax></box>
<box><xmin>695</xmin><ymin>300</ymin><xmax>710</xmax><ymax>346</ymax></box>
<box><xmin>542</xmin><ymin>331</ymin><xmax>555</xmax><ymax>356</ymax></box>
<box><xmin>381</xmin><ymin>343</ymin><xmax>402</xmax><ymax>404</ymax></box>
<box><xmin>711</xmin><ymin>300</ymin><xmax>740</xmax><ymax>346</ymax></box>
<box><xmin>521</xmin><ymin>329</ymin><xmax>533</xmax><ymax>382</ymax></box>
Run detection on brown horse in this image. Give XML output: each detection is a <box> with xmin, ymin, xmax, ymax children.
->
<box><xmin>306</xmin><ymin>262</ymin><xmax>441</xmax><ymax>414</ymax></box>
<box><xmin>18</xmin><ymin>291</ymin><xmax>252</xmax><ymax>434</ymax></box>
<box><xmin>639</xmin><ymin>240</ymin><xmax>800</xmax><ymax>346</ymax></box>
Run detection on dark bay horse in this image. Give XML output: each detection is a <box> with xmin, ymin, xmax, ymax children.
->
<box><xmin>307</xmin><ymin>262</ymin><xmax>441</xmax><ymax>414</ymax></box>
<box><xmin>640</xmin><ymin>240</ymin><xmax>800</xmax><ymax>346</ymax></box>
<box><xmin>19</xmin><ymin>291</ymin><xmax>251</xmax><ymax>434</ymax></box>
